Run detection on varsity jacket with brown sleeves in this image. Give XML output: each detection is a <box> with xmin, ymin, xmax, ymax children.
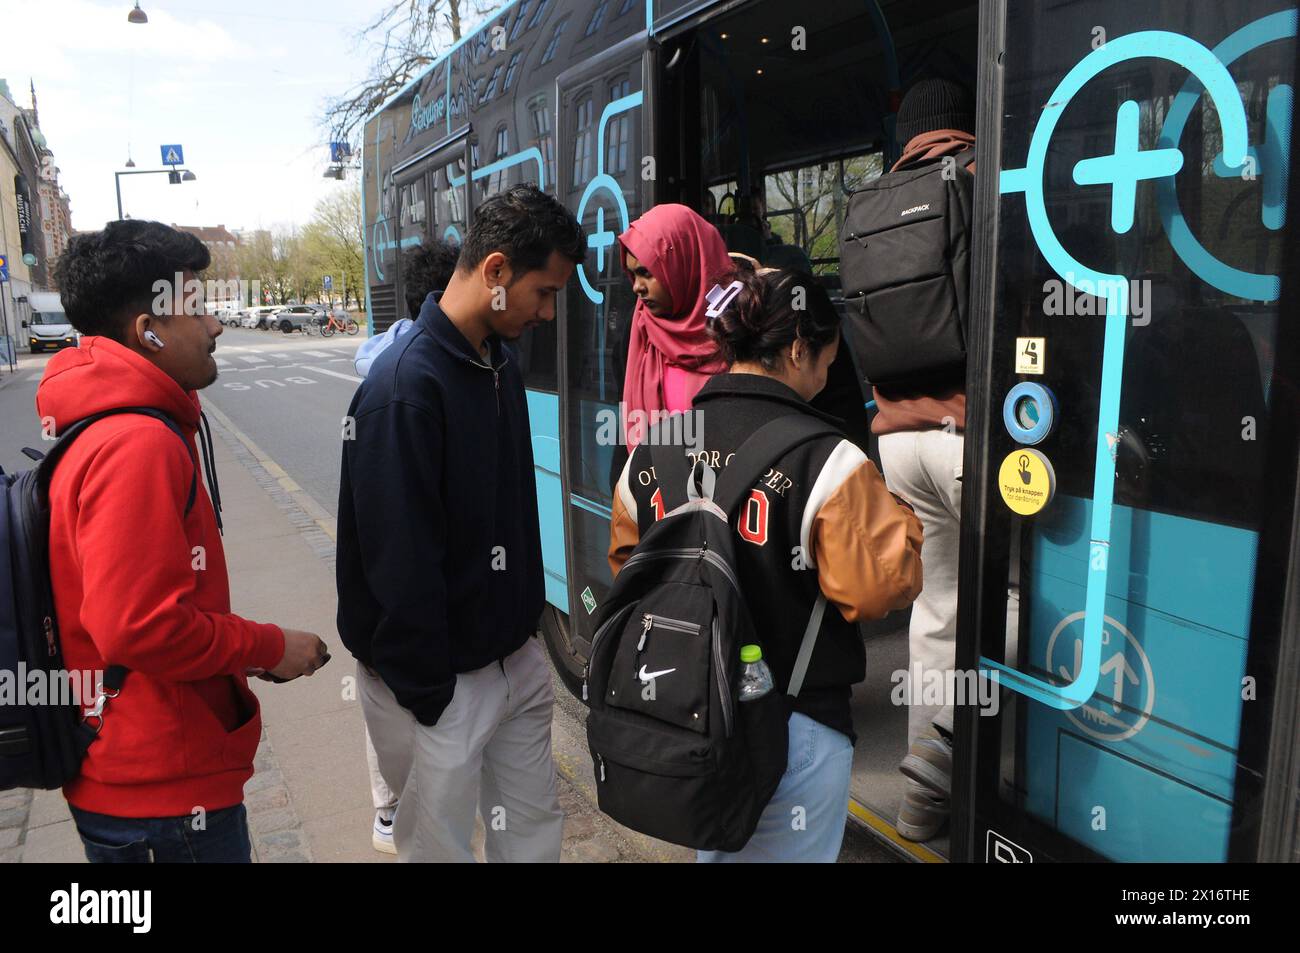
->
<box><xmin>609</xmin><ymin>373</ymin><xmax>923</xmax><ymax>742</ymax></box>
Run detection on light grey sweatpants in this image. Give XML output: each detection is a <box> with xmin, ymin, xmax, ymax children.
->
<box><xmin>877</xmin><ymin>429</ymin><xmax>964</xmax><ymax>744</ymax></box>
<box><xmin>357</xmin><ymin>636</ymin><xmax>564</xmax><ymax>862</ymax></box>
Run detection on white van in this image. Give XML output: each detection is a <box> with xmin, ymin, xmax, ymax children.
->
<box><xmin>25</xmin><ymin>291</ymin><xmax>78</xmax><ymax>353</ymax></box>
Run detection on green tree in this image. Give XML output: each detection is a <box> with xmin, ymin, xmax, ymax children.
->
<box><xmin>304</xmin><ymin>186</ymin><xmax>365</xmax><ymax>310</ymax></box>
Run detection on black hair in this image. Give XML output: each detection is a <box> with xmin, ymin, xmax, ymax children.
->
<box><xmin>456</xmin><ymin>184</ymin><xmax>585</xmax><ymax>277</ymax></box>
<box><xmin>403</xmin><ymin>239</ymin><xmax>460</xmax><ymax>318</ymax></box>
<box><xmin>54</xmin><ymin>220</ymin><xmax>210</xmax><ymax>342</ymax></box>
<box><xmin>706</xmin><ymin>268</ymin><xmax>840</xmax><ymax>370</ymax></box>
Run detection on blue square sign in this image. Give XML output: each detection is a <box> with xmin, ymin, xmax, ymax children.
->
<box><xmin>0</xmin><ymin>254</ymin><xmax>8</xmax><ymax>282</ymax></box>
<box><xmin>161</xmin><ymin>144</ymin><xmax>184</xmax><ymax>166</ymax></box>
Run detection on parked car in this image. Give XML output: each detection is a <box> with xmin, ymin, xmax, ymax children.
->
<box><xmin>273</xmin><ymin>304</ymin><xmax>323</xmax><ymax>333</ymax></box>
<box><xmin>241</xmin><ymin>306</ymin><xmax>282</xmax><ymax>329</ymax></box>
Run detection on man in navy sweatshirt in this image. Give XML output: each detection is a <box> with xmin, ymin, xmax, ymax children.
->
<box><xmin>337</xmin><ymin>185</ymin><xmax>585</xmax><ymax>862</ymax></box>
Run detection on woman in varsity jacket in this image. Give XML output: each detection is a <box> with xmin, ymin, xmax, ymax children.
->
<box><xmin>608</xmin><ymin>268</ymin><xmax>924</xmax><ymax>862</ymax></box>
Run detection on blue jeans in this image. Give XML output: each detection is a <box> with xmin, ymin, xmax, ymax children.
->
<box><xmin>69</xmin><ymin>804</ymin><xmax>252</xmax><ymax>863</ymax></box>
<box><xmin>697</xmin><ymin>712</ymin><xmax>854</xmax><ymax>863</ymax></box>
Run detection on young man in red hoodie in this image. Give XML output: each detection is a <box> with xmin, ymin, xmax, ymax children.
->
<box><xmin>41</xmin><ymin>220</ymin><xmax>329</xmax><ymax>863</ymax></box>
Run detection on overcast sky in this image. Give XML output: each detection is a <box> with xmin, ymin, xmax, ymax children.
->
<box><xmin>1</xmin><ymin>0</ymin><xmax>435</xmax><ymax>233</ymax></box>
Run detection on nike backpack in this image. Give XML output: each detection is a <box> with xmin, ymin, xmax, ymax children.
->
<box><xmin>584</xmin><ymin>415</ymin><xmax>839</xmax><ymax>852</ymax></box>
<box><xmin>1</xmin><ymin>407</ymin><xmax>197</xmax><ymax>791</ymax></box>
<box><xmin>838</xmin><ymin>148</ymin><xmax>974</xmax><ymax>387</ymax></box>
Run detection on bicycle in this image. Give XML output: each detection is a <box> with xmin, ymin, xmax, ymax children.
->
<box><xmin>320</xmin><ymin>313</ymin><xmax>359</xmax><ymax>337</ymax></box>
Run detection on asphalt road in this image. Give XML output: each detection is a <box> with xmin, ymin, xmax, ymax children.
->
<box><xmin>202</xmin><ymin>326</ymin><xmax>365</xmax><ymax>516</ymax></box>
<box><xmin>0</xmin><ymin>327</ymin><xmax>364</xmax><ymax>501</ymax></box>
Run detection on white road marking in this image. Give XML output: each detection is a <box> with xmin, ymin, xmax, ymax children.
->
<box><xmin>302</xmin><ymin>350</ymin><xmax>332</xmax><ymax>358</ymax></box>
<box><xmin>239</xmin><ymin>355</ymin><xmax>269</xmax><ymax>364</ymax></box>
<box><xmin>300</xmin><ymin>365</ymin><xmax>363</xmax><ymax>384</ymax></box>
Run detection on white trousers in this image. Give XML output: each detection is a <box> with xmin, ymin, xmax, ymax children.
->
<box><xmin>358</xmin><ymin>637</ymin><xmax>564</xmax><ymax>862</ymax></box>
<box><xmin>365</xmin><ymin>727</ymin><xmax>398</xmax><ymax>815</ymax></box>
<box><xmin>877</xmin><ymin>430</ymin><xmax>964</xmax><ymax>745</ymax></box>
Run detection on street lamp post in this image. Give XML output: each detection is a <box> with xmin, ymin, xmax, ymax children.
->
<box><xmin>114</xmin><ymin>167</ymin><xmax>197</xmax><ymax>220</ymax></box>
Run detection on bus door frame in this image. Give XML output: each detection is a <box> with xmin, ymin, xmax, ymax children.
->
<box><xmin>554</xmin><ymin>29</ymin><xmax>658</xmax><ymax>651</ymax></box>
<box><xmin>1245</xmin><ymin>45</ymin><xmax>1300</xmax><ymax>861</ymax></box>
<box><xmin>951</xmin><ymin>0</ymin><xmax>1300</xmax><ymax>864</ymax></box>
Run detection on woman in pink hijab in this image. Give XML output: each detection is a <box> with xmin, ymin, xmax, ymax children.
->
<box><xmin>618</xmin><ymin>204</ymin><xmax>733</xmax><ymax>446</ymax></box>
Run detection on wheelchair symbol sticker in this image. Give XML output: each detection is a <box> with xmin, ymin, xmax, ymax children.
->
<box><xmin>1046</xmin><ymin>612</ymin><xmax>1156</xmax><ymax>743</ymax></box>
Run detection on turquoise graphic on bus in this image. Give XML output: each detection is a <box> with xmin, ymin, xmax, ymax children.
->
<box><xmin>994</xmin><ymin>30</ymin><xmax>1251</xmax><ymax>711</ymax></box>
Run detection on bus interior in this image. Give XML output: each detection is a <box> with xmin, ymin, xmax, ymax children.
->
<box><xmin>653</xmin><ymin>0</ymin><xmax>980</xmax><ymax>857</ymax></box>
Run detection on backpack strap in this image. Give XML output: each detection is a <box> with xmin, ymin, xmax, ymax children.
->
<box><xmin>787</xmin><ymin>594</ymin><xmax>827</xmax><ymax>698</ymax></box>
<box><xmin>40</xmin><ymin>407</ymin><xmax>200</xmax><ymax>743</ymax></box>
<box><xmin>713</xmin><ymin>414</ymin><xmax>842</xmax><ymax>700</ymax></box>
<box><xmin>38</xmin><ymin>407</ymin><xmax>198</xmax><ymax>517</ymax></box>
<box><xmin>713</xmin><ymin>414</ymin><xmax>842</xmax><ymax>516</ymax></box>
<box><xmin>647</xmin><ymin>424</ymin><xmax>698</xmax><ymax>512</ymax></box>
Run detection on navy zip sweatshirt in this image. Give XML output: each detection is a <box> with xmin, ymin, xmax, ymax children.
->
<box><xmin>336</xmin><ymin>295</ymin><xmax>544</xmax><ymax>726</ymax></box>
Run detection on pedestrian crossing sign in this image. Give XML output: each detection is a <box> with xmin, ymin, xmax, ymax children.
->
<box><xmin>161</xmin><ymin>144</ymin><xmax>184</xmax><ymax>166</ymax></box>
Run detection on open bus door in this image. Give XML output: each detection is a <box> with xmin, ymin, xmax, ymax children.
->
<box><xmin>954</xmin><ymin>0</ymin><xmax>1300</xmax><ymax>862</ymax></box>
<box><xmin>544</xmin><ymin>29</ymin><xmax>656</xmax><ymax>693</ymax></box>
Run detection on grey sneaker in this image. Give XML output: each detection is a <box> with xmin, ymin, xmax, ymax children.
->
<box><xmin>900</xmin><ymin>727</ymin><xmax>952</xmax><ymax>797</ymax></box>
<box><xmin>896</xmin><ymin>786</ymin><xmax>949</xmax><ymax>842</ymax></box>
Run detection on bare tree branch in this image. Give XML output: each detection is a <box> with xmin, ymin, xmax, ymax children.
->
<box><xmin>321</xmin><ymin>0</ymin><xmax>495</xmax><ymax>148</ymax></box>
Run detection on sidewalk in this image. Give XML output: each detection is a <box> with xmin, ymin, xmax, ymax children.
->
<box><xmin>9</xmin><ymin>401</ymin><xmax>686</xmax><ymax>863</ymax></box>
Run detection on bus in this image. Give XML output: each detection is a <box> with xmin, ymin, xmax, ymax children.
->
<box><xmin>361</xmin><ymin>0</ymin><xmax>1300</xmax><ymax>862</ymax></box>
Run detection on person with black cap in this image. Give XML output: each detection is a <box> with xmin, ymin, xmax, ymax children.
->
<box><xmin>872</xmin><ymin>77</ymin><xmax>976</xmax><ymax>843</ymax></box>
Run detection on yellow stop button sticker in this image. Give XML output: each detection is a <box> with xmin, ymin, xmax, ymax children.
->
<box><xmin>998</xmin><ymin>448</ymin><xmax>1057</xmax><ymax>516</ymax></box>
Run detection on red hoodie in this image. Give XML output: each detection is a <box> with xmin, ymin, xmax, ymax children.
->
<box><xmin>35</xmin><ymin>337</ymin><xmax>285</xmax><ymax>817</ymax></box>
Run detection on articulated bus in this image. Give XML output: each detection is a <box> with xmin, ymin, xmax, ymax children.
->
<box><xmin>362</xmin><ymin>0</ymin><xmax>1300</xmax><ymax>862</ymax></box>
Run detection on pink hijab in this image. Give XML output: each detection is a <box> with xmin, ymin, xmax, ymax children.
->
<box><xmin>618</xmin><ymin>204</ymin><xmax>731</xmax><ymax>446</ymax></box>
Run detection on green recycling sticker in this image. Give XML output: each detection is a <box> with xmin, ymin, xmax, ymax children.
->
<box><xmin>581</xmin><ymin>587</ymin><xmax>597</xmax><ymax>615</ymax></box>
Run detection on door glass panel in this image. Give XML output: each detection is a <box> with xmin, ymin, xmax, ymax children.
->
<box><xmin>561</xmin><ymin>59</ymin><xmax>645</xmax><ymax>652</ymax></box>
<box><xmin>984</xmin><ymin>0</ymin><xmax>1295</xmax><ymax>861</ymax></box>
<box><xmin>435</xmin><ymin>156</ymin><xmax>469</xmax><ymax>246</ymax></box>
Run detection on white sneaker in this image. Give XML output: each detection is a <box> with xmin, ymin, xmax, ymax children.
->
<box><xmin>372</xmin><ymin>811</ymin><xmax>396</xmax><ymax>854</ymax></box>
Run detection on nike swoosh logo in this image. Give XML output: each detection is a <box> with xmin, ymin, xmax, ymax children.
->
<box><xmin>638</xmin><ymin>665</ymin><xmax>676</xmax><ymax>682</ymax></box>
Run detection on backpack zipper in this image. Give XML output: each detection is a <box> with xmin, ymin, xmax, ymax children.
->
<box><xmin>638</xmin><ymin>613</ymin><xmax>701</xmax><ymax>650</ymax></box>
<box><xmin>712</xmin><ymin>617</ymin><xmax>734</xmax><ymax>738</ymax></box>
<box><xmin>582</xmin><ymin>603</ymin><xmax>635</xmax><ymax>701</ymax></box>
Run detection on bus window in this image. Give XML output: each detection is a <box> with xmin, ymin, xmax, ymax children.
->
<box><xmin>435</xmin><ymin>157</ymin><xmax>468</xmax><ymax>244</ymax></box>
<box><xmin>762</xmin><ymin>154</ymin><xmax>883</xmax><ymax>275</ymax></box>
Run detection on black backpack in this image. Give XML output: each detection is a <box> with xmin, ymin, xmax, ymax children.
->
<box><xmin>1</xmin><ymin>408</ymin><xmax>198</xmax><ymax>792</ymax></box>
<box><xmin>838</xmin><ymin>148</ymin><xmax>974</xmax><ymax>388</ymax></box>
<box><xmin>584</xmin><ymin>415</ymin><xmax>839</xmax><ymax>852</ymax></box>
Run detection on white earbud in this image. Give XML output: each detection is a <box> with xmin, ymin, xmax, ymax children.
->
<box><xmin>144</xmin><ymin>330</ymin><xmax>165</xmax><ymax>349</ymax></box>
